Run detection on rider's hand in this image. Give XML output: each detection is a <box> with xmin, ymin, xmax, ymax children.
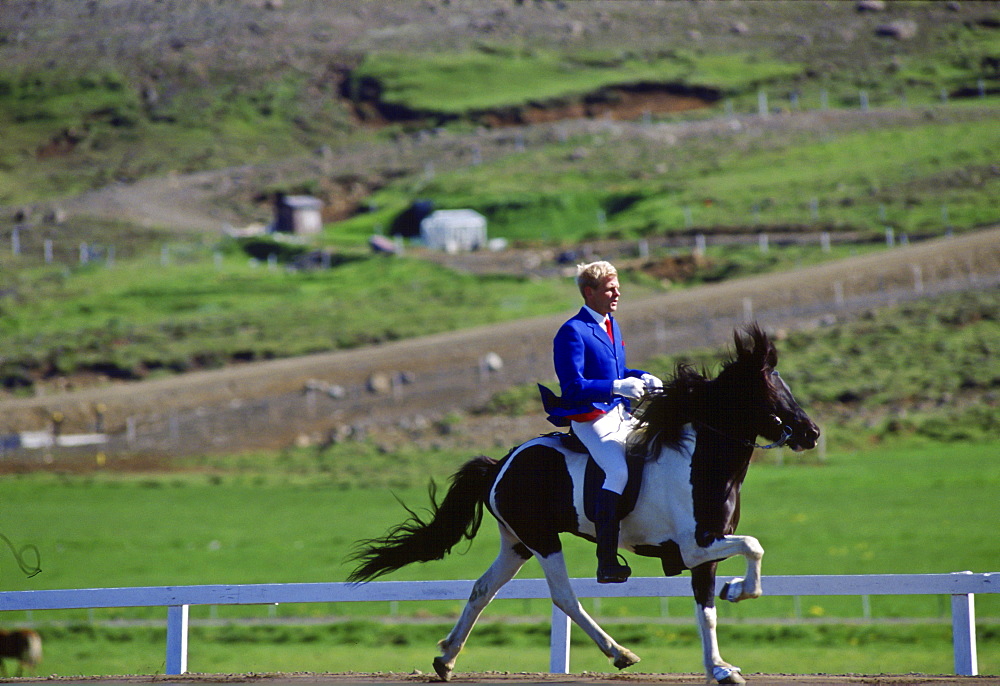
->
<box><xmin>641</xmin><ymin>373</ymin><xmax>664</xmax><ymax>391</ymax></box>
<box><xmin>612</xmin><ymin>377</ymin><xmax>646</xmax><ymax>400</ymax></box>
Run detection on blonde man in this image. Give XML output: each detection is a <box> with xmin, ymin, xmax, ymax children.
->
<box><xmin>538</xmin><ymin>261</ymin><xmax>662</xmax><ymax>583</ymax></box>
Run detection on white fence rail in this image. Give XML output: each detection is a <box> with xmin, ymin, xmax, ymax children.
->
<box><xmin>0</xmin><ymin>572</ymin><xmax>995</xmax><ymax>677</ymax></box>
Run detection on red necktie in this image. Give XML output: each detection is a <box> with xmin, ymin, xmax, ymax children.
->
<box><xmin>605</xmin><ymin>317</ymin><xmax>614</xmax><ymax>343</ymax></box>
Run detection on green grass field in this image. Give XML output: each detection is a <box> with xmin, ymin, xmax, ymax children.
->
<box><xmin>3</xmin><ymin>441</ymin><xmax>997</xmax><ymax>599</ymax></box>
<box><xmin>1</xmin><ymin>440</ymin><xmax>997</xmax><ymax>676</ymax></box>
<box><xmin>351</xmin><ymin>48</ymin><xmax>801</xmax><ymax>113</ymax></box>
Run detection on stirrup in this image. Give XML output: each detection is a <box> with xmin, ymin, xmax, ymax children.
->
<box><xmin>597</xmin><ymin>554</ymin><xmax>632</xmax><ymax>584</ymax></box>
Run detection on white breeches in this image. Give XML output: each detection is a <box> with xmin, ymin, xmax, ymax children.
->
<box><xmin>571</xmin><ymin>403</ymin><xmax>635</xmax><ymax>495</ymax></box>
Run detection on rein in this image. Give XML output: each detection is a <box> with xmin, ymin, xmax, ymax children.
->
<box><xmin>691</xmin><ymin>418</ymin><xmax>792</xmax><ymax>450</ymax></box>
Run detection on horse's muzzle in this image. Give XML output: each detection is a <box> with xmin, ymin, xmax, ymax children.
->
<box><xmin>788</xmin><ymin>421</ymin><xmax>821</xmax><ymax>452</ymax></box>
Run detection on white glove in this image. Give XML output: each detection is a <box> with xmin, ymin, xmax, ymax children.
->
<box><xmin>612</xmin><ymin>377</ymin><xmax>646</xmax><ymax>400</ymax></box>
<box><xmin>641</xmin><ymin>373</ymin><xmax>664</xmax><ymax>391</ymax></box>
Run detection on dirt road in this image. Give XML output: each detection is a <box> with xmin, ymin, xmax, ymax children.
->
<box><xmin>0</xmin><ymin>227</ymin><xmax>996</xmax><ymax>453</ymax></box>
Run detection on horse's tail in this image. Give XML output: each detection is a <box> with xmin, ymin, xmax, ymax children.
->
<box><xmin>347</xmin><ymin>455</ymin><xmax>498</xmax><ymax>583</ymax></box>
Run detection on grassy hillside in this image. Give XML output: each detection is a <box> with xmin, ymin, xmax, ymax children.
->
<box><xmin>483</xmin><ymin>288</ymin><xmax>999</xmax><ymax>450</ymax></box>
<box><xmin>350</xmin><ymin>48</ymin><xmax>800</xmax><ymax>113</ymax></box>
<box><xmin>658</xmin><ymin>290</ymin><xmax>999</xmax><ymax>446</ymax></box>
<box><xmin>0</xmin><ymin>67</ymin><xmax>344</xmax><ymax>204</ymax></box>
<box><xmin>334</xmin><ymin>111</ymin><xmax>1000</xmax><ymax>244</ymax></box>
<box><xmin>0</xmin><ymin>250</ymin><xmax>586</xmax><ymax>393</ymax></box>
<box><xmin>1</xmin><ymin>232</ymin><xmax>989</xmax><ymax>398</ymax></box>
<box><xmin>1</xmin><ymin>0</ymin><xmax>998</xmax><ymax>207</ymax></box>
<box><xmin>0</xmin><ymin>1</ymin><xmax>997</xmax><ymax>428</ymax></box>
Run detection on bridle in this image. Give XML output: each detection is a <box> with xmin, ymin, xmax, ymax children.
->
<box><xmin>692</xmin><ymin>415</ymin><xmax>792</xmax><ymax>450</ymax></box>
<box><xmin>690</xmin><ymin>368</ymin><xmax>795</xmax><ymax>450</ymax></box>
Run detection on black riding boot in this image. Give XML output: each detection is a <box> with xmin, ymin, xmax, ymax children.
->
<box><xmin>595</xmin><ymin>488</ymin><xmax>631</xmax><ymax>584</ymax></box>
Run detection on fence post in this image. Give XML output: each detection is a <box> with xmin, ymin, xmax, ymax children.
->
<box><xmin>951</xmin><ymin>592</ymin><xmax>978</xmax><ymax>676</ymax></box>
<box><xmin>549</xmin><ymin>604</ymin><xmax>571</xmax><ymax>674</ymax></box>
<box><xmin>166</xmin><ymin>604</ymin><xmax>189</xmax><ymax>675</ymax></box>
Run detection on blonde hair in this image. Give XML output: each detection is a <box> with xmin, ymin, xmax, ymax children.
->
<box><xmin>575</xmin><ymin>261</ymin><xmax>617</xmax><ymax>296</ymax></box>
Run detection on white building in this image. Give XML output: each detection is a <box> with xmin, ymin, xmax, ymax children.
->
<box><xmin>419</xmin><ymin>209</ymin><xmax>487</xmax><ymax>252</ymax></box>
<box><xmin>274</xmin><ymin>195</ymin><xmax>324</xmax><ymax>235</ymax></box>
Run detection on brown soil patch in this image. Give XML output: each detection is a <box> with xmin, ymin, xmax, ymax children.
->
<box><xmin>345</xmin><ymin>81</ymin><xmax>718</xmax><ymax>129</ymax></box>
<box><xmin>471</xmin><ymin>85</ymin><xmax>720</xmax><ymax>128</ymax></box>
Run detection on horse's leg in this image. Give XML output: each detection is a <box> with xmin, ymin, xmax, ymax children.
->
<box><xmin>534</xmin><ymin>550</ymin><xmax>640</xmax><ymax>670</ymax></box>
<box><xmin>691</xmin><ymin>562</ymin><xmax>744</xmax><ymax>685</ymax></box>
<box><xmin>433</xmin><ymin>529</ymin><xmax>528</xmax><ymax>682</ymax></box>
<box><xmin>682</xmin><ymin>535</ymin><xmax>764</xmax><ymax>603</ymax></box>
<box><xmin>715</xmin><ymin>535</ymin><xmax>763</xmax><ymax>604</ymax></box>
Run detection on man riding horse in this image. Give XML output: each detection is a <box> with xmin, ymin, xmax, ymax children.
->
<box><xmin>538</xmin><ymin>261</ymin><xmax>663</xmax><ymax>584</ymax></box>
<box><xmin>350</xmin><ymin>317</ymin><xmax>821</xmax><ymax>683</ymax></box>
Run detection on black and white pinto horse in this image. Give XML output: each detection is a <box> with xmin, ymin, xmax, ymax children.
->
<box><xmin>349</xmin><ymin>324</ymin><xmax>820</xmax><ymax>684</ymax></box>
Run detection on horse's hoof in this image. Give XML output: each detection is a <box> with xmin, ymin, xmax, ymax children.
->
<box><xmin>720</xmin><ymin>578</ymin><xmax>744</xmax><ymax>603</ymax></box>
<box><xmin>432</xmin><ymin>657</ymin><xmax>452</xmax><ymax>682</ymax></box>
<box><xmin>713</xmin><ymin>665</ymin><xmax>744</xmax><ymax>684</ymax></box>
<box><xmin>613</xmin><ymin>649</ymin><xmax>640</xmax><ymax>670</ymax></box>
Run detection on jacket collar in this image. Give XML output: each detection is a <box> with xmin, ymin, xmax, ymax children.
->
<box><xmin>581</xmin><ymin>304</ymin><xmax>609</xmax><ymax>327</ymax></box>
<box><xmin>577</xmin><ymin>307</ymin><xmax>614</xmax><ymax>350</ymax></box>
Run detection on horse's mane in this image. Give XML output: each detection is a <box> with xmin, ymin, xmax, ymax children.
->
<box><xmin>627</xmin><ymin>362</ymin><xmax>707</xmax><ymax>459</ymax></box>
<box><xmin>628</xmin><ymin>324</ymin><xmax>777</xmax><ymax>460</ymax></box>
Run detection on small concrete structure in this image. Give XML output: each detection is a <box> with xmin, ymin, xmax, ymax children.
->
<box><xmin>274</xmin><ymin>194</ymin><xmax>324</xmax><ymax>235</ymax></box>
<box><xmin>419</xmin><ymin>209</ymin><xmax>487</xmax><ymax>252</ymax></box>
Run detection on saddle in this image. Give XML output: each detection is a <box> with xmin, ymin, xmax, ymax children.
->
<box><xmin>547</xmin><ymin>431</ymin><xmax>644</xmax><ymax>523</ymax></box>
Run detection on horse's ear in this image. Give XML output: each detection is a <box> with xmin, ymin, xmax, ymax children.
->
<box><xmin>735</xmin><ymin>323</ymin><xmax>776</xmax><ymax>371</ymax></box>
<box><xmin>733</xmin><ymin>327</ymin><xmax>752</xmax><ymax>358</ymax></box>
<box><xmin>763</xmin><ymin>337</ymin><xmax>778</xmax><ymax>370</ymax></box>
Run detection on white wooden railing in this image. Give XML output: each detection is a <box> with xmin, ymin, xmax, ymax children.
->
<box><xmin>0</xmin><ymin>572</ymin><xmax>995</xmax><ymax>677</ymax></box>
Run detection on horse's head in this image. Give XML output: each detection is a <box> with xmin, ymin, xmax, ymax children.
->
<box><xmin>730</xmin><ymin>324</ymin><xmax>820</xmax><ymax>452</ymax></box>
<box><xmin>630</xmin><ymin>323</ymin><xmax>820</xmax><ymax>458</ymax></box>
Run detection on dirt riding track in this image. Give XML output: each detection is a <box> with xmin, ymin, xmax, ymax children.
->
<box><xmin>6</xmin><ymin>671</ymin><xmax>993</xmax><ymax>685</ymax></box>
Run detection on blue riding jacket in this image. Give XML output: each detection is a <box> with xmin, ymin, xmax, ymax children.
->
<box><xmin>538</xmin><ymin>308</ymin><xmax>647</xmax><ymax>427</ymax></box>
